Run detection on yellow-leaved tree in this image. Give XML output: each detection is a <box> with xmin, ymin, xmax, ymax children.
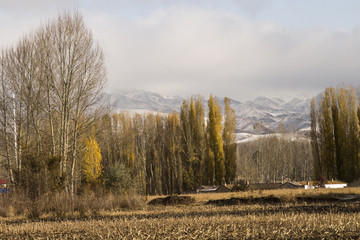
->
<box><xmin>83</xmin><ymin>137</ymin><xmax>103</xmax><ymax>183</ymax></box>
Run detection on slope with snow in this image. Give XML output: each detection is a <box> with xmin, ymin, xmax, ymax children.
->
<box><xmin>110</xmin><ymin>90</ymin><xmax>311</xmax><ymax>134</ymax></box>
<box><xmin>110</xmin><ymin>90</ymin><xmax>183</xmax><ymax>113</ymax></box>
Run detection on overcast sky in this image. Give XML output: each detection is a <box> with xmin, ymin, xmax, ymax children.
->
<box><xmin>1</xmin><ymin>0</ymin><xmax>360</xmax><ymax>101</ymax></box>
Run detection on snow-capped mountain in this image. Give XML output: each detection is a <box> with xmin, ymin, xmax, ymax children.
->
<box><xmin>110</xmin><ymin>90</ymin><xmax>183</xmax><ymax>113</ymax></box>
<box><xmin>232</xmin><ymin>96</ymin><xmax>310</xmax><ymax>133</ymax></box>
<box><xmin>110</xmin><ymin>90</ymin><xmax>311</xmax><ymax>134</ymax></box>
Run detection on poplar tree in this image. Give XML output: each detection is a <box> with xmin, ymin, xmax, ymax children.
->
<box><xmin>337</xmin><ymin>87</ymin><xmax>350</xmax><ymax>180</ymax></box>
<box><xmin>118</xmin><ymin>112</ymin><xmax>135</xmax><ymax>169</ymax></box>
<box><xmin>310</xmin><ymin>97</ymin><xmax>322</xmax><ymax>178</ymax></box>
<box><xmin>165</xmin><ymin>112</ymin><xmax>183</xmax><ymax>194</ymax></box>
<box><xmin>348</xmin><ymin>87</ymin><xmax>359</xmax><ymax>181</ymax></box>
<box><xmin>312</xmin><ymin>85</ymin><xmax>360</xmax><ymax>182</ymax></box>
<box><xmin>132</xmin><ymin>113</ymin><xmax>147</xmax><ymax>194</ymax></box>
<box><xmin>223</xmin><ymin>97</ymin><xmax>237</xmax><ymax>184</ymax></box>
<box><xmin>319</xmin><ymin>88</ymin><xmax>335</xmax><ymax>179</ymax></box>
<box><xmin>194</xmin><ymin>96</ymin><xmax>206</xmax><ymax>184</ymax></box>
<box><xmin>190</xmin><ymin>96</ymin><xmax>206</xmax><ymax>187</ymax></box>
<box><xmin>154</xmin><ymin>114</ymin><xmax>164</xmax><ymax>195</ymax></box>
<box><xmin>144</xmin><ymin>113</ymin><xmax>159</xmax><ymax>195</ymax></box>
<box><xmin>207</xmin><ymin>94</ymin><xmax>225</xmax><ymax>185</ymax></box>
<box><xmin>180</xmin><ymin>100</ymin><xmax>194</xmax><ymax>190</ymax></box>
<box><xmin>330</xmin><ymin>88</ymin><xmax>341</xmax><ymax>179</ymax></box>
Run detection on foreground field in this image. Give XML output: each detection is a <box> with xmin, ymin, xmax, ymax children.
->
<box><xmin>1</xmin><ymin>188</ymin><xmax>360</xmax><ymax>239</ymax></box>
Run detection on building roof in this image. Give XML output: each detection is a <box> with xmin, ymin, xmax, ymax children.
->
<box><xmin>197</xmin><ymin>185</ymin><xmax>231</xmax><ymax>193</ymax></box>
<box><xmin>279</xmin><ymin>182</ymin><xmax>304</xmax><ymax>189</ymax></box>
<box><xmin>198</xmin><ymin>186</ymin><xmax>218</xmax><ymax>192</ymax></box>
<box><xmin>297</xmin><ymin>180</ymin><xmax>347</xmax><ymax>186</ymax></box>
<box><xmin>248</xmin><ymin>183</ymin><xmax>282</xmax><ymax>190</ymax></box>
<box><xmin>324</xmin><ymin>180</ymin><xmax>347</xmax><ymax>185</ymax></box>
<box><xmin>0</xmin><ymin>179</ymin><xmax>6</xmax><ymax>185</ymax></box>
<box><xmin>283</xmin><ymin>182</ymin><xmax>303</xmax><ymax>186</ymax></box>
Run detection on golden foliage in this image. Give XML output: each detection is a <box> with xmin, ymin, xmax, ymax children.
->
<box><xmin>82</xmin><ymin>137</ymin><xmax>103</xmax><ymax>183</ymax></box>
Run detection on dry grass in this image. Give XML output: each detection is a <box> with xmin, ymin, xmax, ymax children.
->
<box><xmin>1</xmin><ymin>188</ymin><xmax>360</xmax><ymax>239</ymax></box>
<box><xmin>0</xmin><ymin>191</ymin><xmax>146</xmax><ymax>220</ymax></box>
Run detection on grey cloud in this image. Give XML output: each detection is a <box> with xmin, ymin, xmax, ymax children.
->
<box><xmin>87</xmin><ymin>7</ymin><xmax>360</xmax><ymax>100</ymax></box>
<box><xmin>1</xmin><ymin>3</ymin><xmax>360</xmax><ymax>101</ymax></box>
<box><xmin>0</xmin><ymin>0</ymin><xmax>78</xmax><ymax>47</ymax></box>
<box><xmin>0</xmin><ymin>0</ymin><xmax>77</xmax><ymax>13</ymax></box>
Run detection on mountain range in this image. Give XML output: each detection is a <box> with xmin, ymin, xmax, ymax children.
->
<box><xmin>109</xmin><ymin>90</ymin><xmax>311</xmax><ymax>134</ymax></box>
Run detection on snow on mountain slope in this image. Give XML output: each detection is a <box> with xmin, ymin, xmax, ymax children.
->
<box><xmin>233</xmin><ymin>95</ymin><xmax>310</xmax><ymax>133</ymax></box>
<box><xmin>111</xmin><ymin>90</ymin><xmax>183</xmax><ymax>113</ymax></box>
<box><xmin>236</xmin><ymin>132</ymin><xmax>310</xmax><ymax>144</ymax></box>
<box><xmin>110</xmin><ymin>90</ymin><xmax>310</xmax><ymax>133</ymax></box>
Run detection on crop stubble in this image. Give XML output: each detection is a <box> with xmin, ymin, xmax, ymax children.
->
<box><xmin>1</xmin><ymin>189</ymin><xmax>360</xmax><ymax>239</ymax></box>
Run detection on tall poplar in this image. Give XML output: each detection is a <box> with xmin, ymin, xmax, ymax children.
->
<box><xmin>223</xmin><ymin>97</ymin><xmax>237</xmax><ymax>183</ymax></box>
<box><xmin>190</xmin><ymin>96</ymin><xmax>206</xmax><ymax>187</ymax></box>
<box><xmin>180</xmin><ymin>99</ymin><xmax>195</xmax><ymax>191</ymax></box>
<box><xmin>348</xmin><ymin>87</ymin><xmax>359</xmax><ymax>181</ymax></box>
<box><xmin>165</xmin><ymin>112</ymin><xmax>182</xmax><ymax>194</ymax></box>
<box><xmin>337</xmin><ymin>87</ymin><xmax>350</xmax><ymax>180</ymax></box>
<box><xmin>319</xmin><ymin>88</ymin><xmax>335</xmax><ymax>179</ymax></box>
<box><xmin>194</xmin><ymin>96</ymin><xmax>206</xmax><ymax>185</ymax></box>
<box><xmin>310</xmin><ymin>97</ymin><xmax>322</xmax><ymax>178</ymax></box>
<box><xmin>330</xmin><ymin>88</ymin><xmax>342</xmax><ymax>179</ymax></box>
<box><xmin>207</xmin><ymin>94</ymin><xmax>225</xmax><ymax>185</ymax></box>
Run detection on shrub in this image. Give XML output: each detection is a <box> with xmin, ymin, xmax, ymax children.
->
<box><xmin>231</xmin><ymin>180</ymin><xmax>250</xmax><ymax>192</ymax></box>
<box><xmin>103</xmin><ymin>162</ymin><xmax>139</xmax><ymax>194</ymax></box>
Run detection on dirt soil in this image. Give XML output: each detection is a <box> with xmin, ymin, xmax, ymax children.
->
<box><xmin>296</xmin><ymin>194</ymin><xmax>360</xmax><ymax>203</ymax></box>
<box><xmin>207</xmin><ymin>194</ymin><xmax>360</xmax><ymax>206</ymax></box>
<box><xmin>148</xmin><ymin>195</ymin><xmax>195</xmax><ymax>206</ymax></box>
<box><xmin>207</xmin><ymin>195</ymin><xmax>282</xmax><ymax>205</ymax></box>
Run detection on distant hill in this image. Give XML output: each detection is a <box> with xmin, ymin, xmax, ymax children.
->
<box><xmin>110</xmin><ymin>90</ymin><xmax>311</xmax><ymax>134</ymax></box>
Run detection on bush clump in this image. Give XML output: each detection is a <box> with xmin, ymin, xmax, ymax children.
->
<box><xmin>231</xmin><ymin>180</ymin><xmax>250</xmax><ymax>192</ymax></box>
<box><xmin>148</xmin><ymin>195</ymin><xmax>195</xmax><ymax>206</ymax></box>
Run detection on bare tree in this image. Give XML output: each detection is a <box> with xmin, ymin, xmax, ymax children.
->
<box><xmin>43</xmin><ymin>12</ymin><xmax>107</xmax><ymax>194</ymax></box>
<box><xmin>0</xmin><ymin>11</ymin><xmax>108</xmax><ymax>196</ymax></box>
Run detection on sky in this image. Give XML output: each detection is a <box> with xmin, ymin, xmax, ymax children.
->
<box><xmin>1</xmin><ymin>0</ymin><xmax>360</xmax><ymax>101</ymax></box>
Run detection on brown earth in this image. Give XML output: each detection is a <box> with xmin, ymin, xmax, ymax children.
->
<box><xmin>207</xmin><ymin>194</ymin><xmax>360</xmax><ymax>206</ymax></box>
<box><xmin>207</xmin><ymin>195</ymin><xmax>282</xmax><ymax>205</ymax></box>
<box><xmin>148</xmin><ymin>195</ymin><xmax>195</xmax><ymax>206</ymax></box>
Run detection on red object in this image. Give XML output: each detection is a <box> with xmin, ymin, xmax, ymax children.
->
<box><xmin>0</xmin><ymin>179</ymin><xmax>6</xmax><ymax>185</ymax></box>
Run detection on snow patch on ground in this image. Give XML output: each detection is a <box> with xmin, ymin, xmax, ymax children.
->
<box><xmin>236</xmin><ymin>132</ymin><xmax>310</xmax><ymax>144</ymax></box>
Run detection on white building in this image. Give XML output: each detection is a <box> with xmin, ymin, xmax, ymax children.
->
<box><xmin>298</xmin><ymin>180</ymin><xmax>347</xmax><ymax>189</ymax></box>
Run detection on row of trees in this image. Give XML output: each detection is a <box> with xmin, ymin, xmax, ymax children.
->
<box><xmin>2</xmin><ymin>10</ymin><xmax>323</xmax><ymax>197</ymax></box>
<box><xmin>237</xmin><ymin>133</ymin><xmax>313</xmax><ymax>183</ymax></box>
<box><xmin>310</xmin><ymin>86</ymin><xmax>360</xmax><ymax>183</ymax></box>
<box><xmin>0</xmin><ymin>11</ymin><xmax>237</xmax><ymax>197</ymax></box>
<box><xmin>96</xmin><ymin>95</ymin><xmax>237</xmax><ymax>195</ymax></box>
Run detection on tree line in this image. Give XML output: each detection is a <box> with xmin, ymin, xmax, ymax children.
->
<box><xmin>237</xmin><ymin>133</ymin><xmax>313</xmax><ymax>183</ymax></box>
<box><xmin>2</xmin><ymin>10</ymin><xmax>326</xmax><ymax>198</ymax></box>
<box><xmin>97</xmin><ymin>95</ymin><xmax>237</xmax><ymax>195</ymax></box>
<box><xmin>0</xmin><ymin>12</ymin><xmax>237</xmax><ymax>197</ymax></box>
<box><xmin>310</xmin><ymin>85</ymin><xmax>360</xmax><ymax>183</ymax></box>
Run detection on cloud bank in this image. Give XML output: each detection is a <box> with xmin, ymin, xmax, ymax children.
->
<box><xmin>87</xmin><ymin>7</ymin><xmax>360</xmax><ymax>100</ymax></box>
<box><xmin>1</xmin><ymin>1</ymin><xmax>360</xmax><ymax>100</ymax></box>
